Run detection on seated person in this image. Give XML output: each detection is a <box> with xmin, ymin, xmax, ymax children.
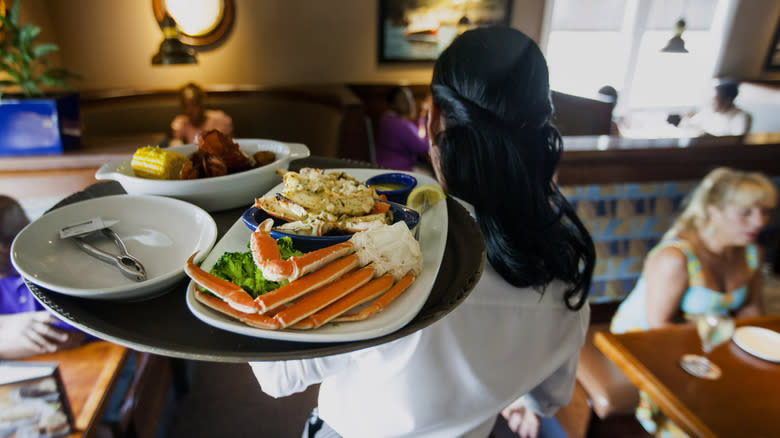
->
<box><xmin>374</xmin><ymin>86</ymin><xmax>430</xmax><ymax>172</ymax></box>
<box><xmin>0</xmin><ymin>195</ymin><xmax>170</xmax><ymax>432</ymax></box>
<box><xmin>0</xmin><ymin>195</ymin><xmax>88</xmax><ymax>359</ymax></box>
<box><xmin>610</xmin><ymin>167</ymin><xmax>777</xmax><ymax>436</ymax></box>
<box><xmin>170</xmin><ymin>82</ymin><xmax>233</xmax><ymax>145</ymax></box>
<box><xmin>1</xmin><ymin>195</ymin><xmax>190</xmax><ymax>438</ymax></box>
<box><xmin>680</xmin><ymin>79</ymin><xmax>752</xmax><ymax>137</ymax></box>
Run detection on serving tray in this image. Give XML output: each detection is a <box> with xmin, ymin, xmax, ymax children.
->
<box><xmin>25</xmin><ymin>158</ymin><xmax>485</xmax><ymax>362</ymax></box>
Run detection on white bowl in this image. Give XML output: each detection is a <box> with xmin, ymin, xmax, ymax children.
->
<box><xmin>95</xmin><ymin>139</ymin><xmax>310</xmax><ymax>212</ymax></box>
<box><xmin>11</xmin><ymin>195</ymin><xmax>218</xmax><ymax>301</ymax></box>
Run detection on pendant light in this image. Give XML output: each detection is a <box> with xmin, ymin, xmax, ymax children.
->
<box><xmin>661</xmin><ymin>0</ymin><xmax>689</xmax><ymax>53</ymax></box>
<box><xmin>661</xmin><ymin>18</ymin><xmax>688</xmax><ymax>53</ymax></box>
<box><xmin>152</xmin><ymin>13</ymin><xmax>198</xmax><ymax>65</ymax></box>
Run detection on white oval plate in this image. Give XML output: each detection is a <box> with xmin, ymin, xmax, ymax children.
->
<box><xmin>186</xmin><ymin>168</ymin><xmax>447</xmax><ymax>342</ymax></box>
<box><xmin>11</xmin><ymin>195</ymin><xmax>218</xmax><ymax>300</ymax></box>
<box><xmin>732</xmin><ymin>326</ymin><xmax>780</xmax><ymax>363</ymax></box>
<box><xmin>94</xmin><ymin>139</ymin><xmax>310</xmax><ymax>212</ymax></box>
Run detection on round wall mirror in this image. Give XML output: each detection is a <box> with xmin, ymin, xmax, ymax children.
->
<box><xmin>152</xmin><ymin>0</ymin><xmax>234</xmax><ymax>47</ymax></box>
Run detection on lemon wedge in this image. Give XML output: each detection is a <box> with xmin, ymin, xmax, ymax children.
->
<box><xmin>406</xmin><ymin>185</ymin><xmax>446</xmax><ymax>213</ymax></box>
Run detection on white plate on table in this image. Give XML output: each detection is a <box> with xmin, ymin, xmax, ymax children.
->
<box><xmin>732</xmin><ymin>326</ymin><xmax>780</xmax><ymax>363</ymax></box>
<box><xmin>186</xmin><ymin>168</ymin><xmax>448</xmax><ymax>342</ymax></box>
<box><xmin>11</xmin><ymin>195</ymin><xmax>218</xmax><ymax>301</ymax></box>
<box><xmin>95</xmin><ymin>139</ymin><xmax>310</xmax><ymax>212</ymax></box>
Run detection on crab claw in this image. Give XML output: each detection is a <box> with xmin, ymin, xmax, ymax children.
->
<box><xmin>185</xmin><ymin>252</ymin><xmax>259</xmax><ymax>314</ymax></box>
<box><xmin>255</xmin><ymin>254</ymin><xmax>360</xmax><ymax>314</ymax></box>
<box><xmin>250</xmin><ymin>219</ymin><xmax>295</xmax><ymax>282</ymax></box>
<box><xmin>193</xmin><ymin>290</ymin><xmax>281</xmax><ymax>330</ymax></box>
<box><xmin>250</xmin><ymin>218</ymin><xmax>356</xmax><ymax>283</ymax></box>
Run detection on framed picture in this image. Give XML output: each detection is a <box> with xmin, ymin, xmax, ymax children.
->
<box><xmin>378</xmin><ymin>0</ymin><xmax>513</xmax><ymax>63</ymax></box>
<box><xmin>764</xmin><ymin>20</ymin><xmax>780</xmax><ymax>71</ymax></box>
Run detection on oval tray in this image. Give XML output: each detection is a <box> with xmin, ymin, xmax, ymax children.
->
<box><xmin>26</xmin><ymin>157</ymin><xmax>485</xmax><ymax>362</ymax></box>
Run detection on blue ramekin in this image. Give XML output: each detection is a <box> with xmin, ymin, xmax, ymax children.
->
<box><xmin>365</xmin><ymin>173</ymin><xmax>418</xmax><ymax>205</ymax></box>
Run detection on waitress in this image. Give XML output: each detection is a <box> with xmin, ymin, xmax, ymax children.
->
<box><xmin>250</xmin><ymin>26</ymin><xmax>595</xmax><ymax>438</ymax></box>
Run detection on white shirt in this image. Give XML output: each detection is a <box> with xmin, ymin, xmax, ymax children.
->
<box><xmin>250</xmin><ymin>218</ymin><xmax>590</xmax><ymax>437</ymax></box>
<box><xmin>682</xmin><ymin>106</ymin><xmax>751</xmax><ymax>137</ymax></box>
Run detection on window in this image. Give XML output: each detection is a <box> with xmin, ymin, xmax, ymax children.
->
<box><xmin>543</xmin><ymin>0</ymin><xmax>727</xmax><ymax>119</ymax></box>
<box><xmin>545</xmin><ymin>0</ymin><xmax>629</xmax><ymax>99</ymax></box>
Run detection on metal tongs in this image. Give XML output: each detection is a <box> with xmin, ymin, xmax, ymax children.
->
<box><xmin>60</xmin><ymin>218</ymin><xmax>147</xmax><ymax>282</ymax></box>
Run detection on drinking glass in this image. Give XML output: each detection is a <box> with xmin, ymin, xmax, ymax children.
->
<box><xmin>679</xmin><ymin>313</ymin><xmax>735</xmax><ymax>379</ymax></box>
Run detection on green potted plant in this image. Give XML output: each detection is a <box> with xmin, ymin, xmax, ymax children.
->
<box><xmin>0</xmin><ymin>0</ymin><xmax>80</xmax><ymax>155</ymax></box>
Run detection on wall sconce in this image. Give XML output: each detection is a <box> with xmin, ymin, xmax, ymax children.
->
<box><xmin>152</xmin><ymin>0</ymin><xmax>234</xmax><ymax>47</ymax></box>
<box><xmin>151</xmin><ymin>13</ymin><xmax>197</xmax><ymax>65</ymax></box>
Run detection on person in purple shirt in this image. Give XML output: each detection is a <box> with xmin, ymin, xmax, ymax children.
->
<box><xmin>0</xmin><ymin>196</ymin><xmax>150</xmax><ymax>430</ymax></box>
<box><xmin>375</xmin><ymin>86</ymin><xmax>431</xmax><ymax>171</ymax></box>
<box><xmin>0</xmin><ymin>195</ymin><xmax>87</xmax><ymax>359</ymax></box>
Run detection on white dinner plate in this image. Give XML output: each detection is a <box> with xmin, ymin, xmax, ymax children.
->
<box><xmin>12</xmin><ymin>195</ymin><xmax>218</xmax><ymax>300</ymax></box>
<box><xmin>732</xmin><ymin>326</ymin><xmax>780</xmax><ymax>363</ymax></box>
<box><xmin>186</xmin><ymin>168</ymin><xmax>448</xmax><ymax>342</ymax></box>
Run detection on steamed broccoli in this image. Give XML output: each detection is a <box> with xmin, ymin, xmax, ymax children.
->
<box><xmin>209</xmin><ymin>237</ymin><xmax>302</xmax><ymax>298</ymax></box>
<box><xmin>277</xmin><ymin>236</ymin><xmax>302</xmax><ymax>259</ymax></box>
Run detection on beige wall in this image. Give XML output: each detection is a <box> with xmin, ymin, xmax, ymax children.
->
<box><xmin>38</xmin><ymin>0</ymin><xmax>544</xmax><ymax>92</ymax></box>
<box><xmin>18</xmin><ymin>0</ymin><xmax>60</xmax><ymax>64</ymax></box>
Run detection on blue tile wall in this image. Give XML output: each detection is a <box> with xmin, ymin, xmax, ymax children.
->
<box><xmin>560</xmin><ymin>181</ymin><xmax>696</xmax><ymax>303</ymax></box>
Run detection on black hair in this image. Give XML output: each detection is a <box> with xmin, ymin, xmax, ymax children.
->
<box><xmin>1</xmin><ymin>195</ymin><xmax>30</xmax><ymax>276</ymax></box>
<box><xmin>715</xmin><ymin>80</ymin><xmax>739</xmax><ymax>101</ymax></box>
<box><xmin>386</xmin><ymin>86</ymin><xmax>406</xmax><ymax>104</ymax></box>
<box><xmin>598</xmin><ymin>85</ymin><xmax>618</xmax><ymax>102</ymax></box>
<box><xmin>180</xmin><ymin>82</ymin><xmax>205</xmax><ymax>104</ymax></box>
<box><xmin>430</xmin><ymin>26</ymin><xmax>595</xmax><ymax>310</ymax></box>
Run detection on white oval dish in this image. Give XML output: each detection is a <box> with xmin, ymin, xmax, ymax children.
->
<box><xmin>11</xmin><ymin>195</ymin><xmax>218</xmax><ymax>301</ymax></box>
<box><xmin>94</xmin><ymin>139</ymin><xmax>310</xmax><ymax>212</ymax></box>
<box><xmin>732</xmin><ymin>326</ymin><xmax>780</xmax><ymax>363</ymax></box>
<box><xmin>186</xmin><ymin>168</ymin><xmax>448</xmax><ymax>342</ymax></box>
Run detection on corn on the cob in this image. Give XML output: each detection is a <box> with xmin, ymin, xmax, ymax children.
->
<box><xmin>131</xmin><ymin>146</ymin><xmax>189</xmax><ymax>180</ymax></box>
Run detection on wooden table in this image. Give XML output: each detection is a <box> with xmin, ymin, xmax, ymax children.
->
<box><xmin>23</xmin><ymin>340</ymin><xmax>129</xmax><ymax>438</ymax></box>
<box><xmin>594</xmin><ymin>315</ymin><xmax>780</xmax><ymax>438</ymax></box>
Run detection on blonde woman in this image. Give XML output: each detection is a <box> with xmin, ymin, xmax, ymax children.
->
<box><xmin>610</xmin><ymin>167</ymin><xmax>777</xmax><ymax>436</ymax></box>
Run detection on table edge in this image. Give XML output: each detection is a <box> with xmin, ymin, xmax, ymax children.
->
<box><xmin>593</xmin><ymin>331</ymin><xmax>717</xmax><ymax>438</ymax></box>
<box><xmin>75</xmin><ymin>343</ymin><xmax>129</xmax><ymax>434</ymax></box>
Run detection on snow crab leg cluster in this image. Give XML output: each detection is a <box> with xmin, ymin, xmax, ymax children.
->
<box><xmin>185</xmin><ymin>219</ymin><xmax>423</xmax><ymax>331</ymax></box>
